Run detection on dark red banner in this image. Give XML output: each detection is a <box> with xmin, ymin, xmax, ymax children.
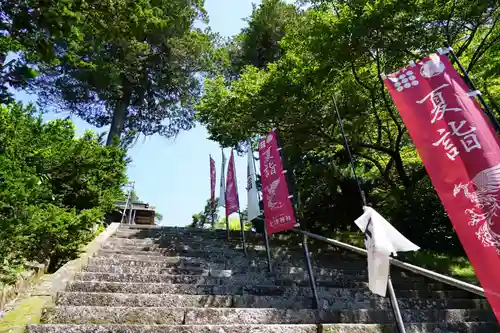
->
<box><xmin>258</xmin><ymin>130</ymin><xmax>296</xmax><ymax>234</ymax></box>
<box><xmin>384</xmin><ymin>53</ymin><xmax>500</xmax><ymax>322</ymax></box>
<box><xmin>225</xmin><ymin>151</ymin><xmax>239</xmax><ymax>217</ymax></box>
<box><xmin>209</xmin><ymin>155</ymin><xmax>216</xmax><ymax>211</ymax></box>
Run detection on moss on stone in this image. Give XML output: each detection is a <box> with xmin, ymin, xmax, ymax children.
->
<box><xmin>0</xmin><ymin>296</ymin><xmax>51</xmax><ymax>333</ymax></box>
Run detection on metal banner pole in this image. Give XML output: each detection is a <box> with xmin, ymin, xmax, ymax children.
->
<box><xmin>250</xmin><ymin>139</ymin><xmax>273</xmax><ymax>272</ymax></box>
<box><xmin>444</xmin><ymin>45</ymin><xmax>500</xmax><ymax>134</ymax></box>
<box><xmin>274</xmin><ymin>129</ymin><xmax>320</xmax><ymax>309</ymax></box>
<box><xmin>331</xmin><ymin>95</ymin><xmax>406</xmax><ymax>333</ymax></box>
<box><xmin>226</xmin><ymin>215</ymin><xmax>230</xmax><ymax>241</ymax></box>
<box><xmin>263</xmin><ymin>221</ymin><xmax>272</xmax><ymax>272</ymax></box>
<box><xmin>238</xmin><ymin>211</ymin><xmax>248</xmax><ymax>256</ymax></box>
<box><xmin>230</xmin><ymin>149</ymin><xmax>247</xmax><ymax>256</ymax></box>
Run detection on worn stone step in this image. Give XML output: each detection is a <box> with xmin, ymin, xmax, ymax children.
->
<box><xmin>98</xmin><ymin>248</ymin><xmax>243</xmax><ymax>259</ymax></box>
<box><xmin>83</xmin><ymin>265</ymin><xmax>231</xmax><ymax>276</ymax></box>
<box><xmin>111</xmin><ymin>231</ymin><xmax>231</xmax><ymax>240</ymax></box>
<box><xmin>41</xmin><ymin>306</ymin><xmax>497</xmax><ymax>325</ymax></box>
<box><xmin>56</xmin><ymin>292</ymin><xmax>491</xmax><ymax>311</ymax></box>
<box><xmin>92</xmin><ymin>253</ymin><xmax>253</xmax><ymax>264</ymax></box>
<box><xmin>66</xmin><ymin>281</ymin><xmax>474</xmax><ymax>299</ymax></box>
<box><xmin>84</xmin><ymin>262</ymin><xmax>372</xmax><ymax>278</ymax></box>
<box><xmin>89</xmin><ymin>254</ymin><xmax>368</xmax><ymax>272</ymax></box>
<box><xmin>101</xmin><ymin>243</ymin><xmax>234</xmax><ymax>252</ymax></box>
<box><xmin>88</xmin><ymin>255</ymin><xmax>272</xmax><ymax>271</ymax></box>
<box><xmin>81</xmin><ymin>264</ymin><xmax>391</xmax><ymax>282</ymax></box>
<box><xmin>74</xmin><ymin>272</ymin><xmax>275</xmax><ymax>285</ymax></box>
<box><xmin>73</xmin><ymin>271</ymin><xmax>457</xmax><ymax>291</ymax></box>
<box><xmin>26</xmin><ymin>322</ymin><xmax>500</xmax><ymax>333</ymax></box>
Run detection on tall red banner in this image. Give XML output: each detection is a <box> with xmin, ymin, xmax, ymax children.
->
<box><xmin>384</xmin><ymin>53</ymin><xmax>500</xmax><ymax>322</ymax></box>
<box><xmin>225</xmin><ymin>151</ymin><xmax>239</xmax><ymax>217</ymax></box>
<box><xmin>258</xmin><ymin>130</ymin><xmax>296</xmax><ymax>234</ymax></box>
<box><xmin>209</xmin><ymin>156</ymin><xmax>216</xmax><ymax>211</ymax></box>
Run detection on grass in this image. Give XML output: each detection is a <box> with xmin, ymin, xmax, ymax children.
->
<box><xmin>332</xmin><ymin>231</ymin><xmax>478</xmax><ymax>283</ymax></box>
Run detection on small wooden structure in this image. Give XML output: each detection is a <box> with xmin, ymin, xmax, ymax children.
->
<box><xmin>110</xmin><ymin>201</ymin><xmax>156</xmax><ymax>225</ymax></box>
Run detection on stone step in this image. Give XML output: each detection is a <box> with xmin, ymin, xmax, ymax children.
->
<box><xmin>89</xmin><ymin>254</ymin><xmax>370</xmax><ymax>271</ymax></box>
<box><xmin>101</xmin><ymin>243</ymin><xmax>234</xmax><ymax>252</ymax></box>
<box><xmin>81</xmin><ymin>264</ymin><xmax>419</xmax><ymax>284</ymax></box>
<box><xmin>66</xmin><ymin>281</ymin><xmax>475</xmax><ymax>299</ymax></box>
<box><xmin>83</xmin><ymin>265</ymin><xmax>231</xmax><ymax>276</ymax></box>
<box><xmin>74</xmin><ymin>272</ymin><xmax>275</xmax><ymax>285</ymax></box>
<box><xmin>26</xmin><ymin>322</ymin><xmax>500</xmax><ymax>333</ymax></box>
<box><xmin>56</xmin><ymin>292</ymin><xmax>491</xmax><ymax>310</ymax></box>
<box><xmin>111</xmin><ymin>231</ymin><xmax>231</xmax><ymax>240</ymax></box>
<box><xmin>84</xmin><ymin>262</ymin><xmax>372</xmax><ymax>277</ymax></box>
<box><xmin>73</xmin><ymin>271</ymin><xmax>456</xmax><ymax>291</ymax></box>
<box><xmin>41</xmin><ymin>306</ymin><xmax>497</xmax><ymax>325</ymax></box>
<box><xmin>92</xmin><ymin>253</ymin><xmax>256</xmax><ymax>264</ymax></box>
<box><xmin>97</xmin><ymin>248</ymin><xmax>244</xmax><ymax>259</ymax></box>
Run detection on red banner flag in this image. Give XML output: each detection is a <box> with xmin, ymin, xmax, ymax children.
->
<box><xmin>225</xmin><ymin>151</ymin><xmax>239</xmax><ymax>217</ymax></box>
<box><xmin>210</xmin><ymin>155</ymin><xmax>216</xmax><ymax>211</ymax></box>
<box><xmin>384</xmin><ymin>53</ymin><xmax>500</xmax><ymax>322</ymax></box>
<box><xmin>259</xmin><ymin>130</ymin><xmax>296</xmax><ymax>234</ymax></box>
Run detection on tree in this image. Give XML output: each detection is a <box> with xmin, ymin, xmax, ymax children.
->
<box><xmin>229</xmin><ymin>0</ymin><xmax>298</xmax><ymax>76</ymax></box>
<box><xmin>1</xmin><ymin>0</ymin><xmax>214</xmax><ymax>146</ymax></box>
<box><xmin>0</xmin><ymin>102</ymin><xmax>128</xmax><ymax>273</ymax></box>
<box><xmin>197</xmin><ymin>0</ymin><xmax>499</xmax><ymax>253</ymax></box>
<box><xmin>189</xmin><ymin>197</ymin><xmax>219</xmax><ymax>229</ymax></box>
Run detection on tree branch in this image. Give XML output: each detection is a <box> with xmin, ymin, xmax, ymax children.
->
<box><xmin>357</xmin><ymin>152</ymin><xmax>394</xmax><ymax>186</ymax></box>
<box><xmin>466</xmin><ymin>13</ymin><xmax>500</xmax><ymax>72</ymax></box>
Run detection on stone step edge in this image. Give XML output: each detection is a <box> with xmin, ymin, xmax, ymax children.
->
<box><xmin>66</xmin><ymin>280</ymin><xmax>474</xmax><ymax>293</ymax></box>
<box><xmin>27</xmin><ymin>322</ymin><xmax>500</xmax><ymax>331</ymax></box>
<box><xmin>45</xmin><ymin>305</ymin><xmax>495</xmax><ymax>314</ymax></box>
<box><xmin>56</xmin><ymin>291</ymin><xmax>488</xmax><ymax>305</ymax></box>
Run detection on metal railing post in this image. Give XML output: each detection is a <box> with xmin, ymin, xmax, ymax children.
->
<box><xmin>331</xmin><ymin>94</ymin><xmax>406</xmax><ymax>333</ymax></box>
<box><xmin>302</xmin><ymin>233</ymin><xmax>319</xmax><ymax>309</ymax></box>
<box><xmin>274</xmin><ymin>129</ymin><xmax>320</xmax><ymax>309</ymax></box>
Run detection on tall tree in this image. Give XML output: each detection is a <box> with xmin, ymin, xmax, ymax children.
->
<box><xmin>197</xmin><ymin>0</ymin><xmax>500</xmax><ymax>253</ymax></box>
<box><xmin>1</xmin><ymin>0</ymin><xmax>213</xmax><ymax>145</ymax></box>
<box><xmin>230</xmin><ymin>0</ymin><xmax>298</xmax><ymax>75</ymax></box>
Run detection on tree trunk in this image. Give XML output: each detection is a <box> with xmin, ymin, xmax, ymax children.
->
<box><xmin>106</xmin><ymin>88</ymin><xmax>132</xmax><ymax>146</ymax></box>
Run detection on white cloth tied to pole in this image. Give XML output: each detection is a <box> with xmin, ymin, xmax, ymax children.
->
<box><xmin>354</xmin><ymin>206</ymin><xmax>420</xmax><ymax>297</ymax></box>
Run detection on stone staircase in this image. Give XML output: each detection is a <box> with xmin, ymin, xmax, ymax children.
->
<box><xmin>28</xmin><ymin>224</ymin><xmax>499</xmax><ymax>332</ymax></box>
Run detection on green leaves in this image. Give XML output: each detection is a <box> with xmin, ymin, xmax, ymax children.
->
<box><xmin>196</xmin><ymin>0</ymin><xmax>499</xmax><ymax>255</ymax></box>
<box><xmin>0</xmin><ymin>103</ymin><xmax>127</xmax><ymax>274</ymax></box>
<box><xmin>1</xmin><ymin>0</ymin><xmax>214</xmax><ymax>145</ymax></box>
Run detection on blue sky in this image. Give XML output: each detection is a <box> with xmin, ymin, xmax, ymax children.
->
<box><xmin>12</xmin><ymin>0</ymin><xmax>280</xmax><ymax>226</ymax></box>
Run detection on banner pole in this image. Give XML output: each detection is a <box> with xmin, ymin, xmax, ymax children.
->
<box><xmin>445</xmin><ymin>45</ymin><xmax>500</xmax><ymax>134</ymax></box>
<box><xmin>274</xmin><ymin>129</ymin><xmax>320</xmax><ymax>309</ymax></box>
<box><xmin>226</xmin><ymin>215</ymin><xmax>230</xmax><ymax>241</ymax></box>
<box><xmin>210</xmin><ymin>154</ymin><xmax>215</xmax><ymax>229</ymax></box>
<box><xmin>331</xmin><ymin>94</ymin><xmax>406</xmax><ymax>333</ymax></box>
<box><xmin>250</xmin><ymin>139</ymin><xmax>273</xmax><ymax>272</ymax></box>
<box><xmin>262</xmin><ymin>220</ymin><xmax>272</xmax><ymax>272</ymax></box>
<box><xmin>230</xmin><ymin>149</ymin><xmax>247</xmax><ymax>257</ymax></box>
<box><xmin>238</xmin><ymin>210</ymin><xmax>248</xmax><ymax>256</ymax></box>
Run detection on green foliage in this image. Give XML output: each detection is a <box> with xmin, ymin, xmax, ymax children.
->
<box><xmin>0</xmin><ymin>103</ymin><xmax>127</xmax><ymax>275</ymax></box>
<box><xmin>197</xmin><ymin>0</ymin><xmax>500</xmax><ymax>256</ymax></box>
<box><xmin>189</xmin><ymin>197</ymin><xmax>219</xmax><ymax>229</ymax></box>
<box><xmin>1</xmin><ymin>0</ymin><xmax>214</xmax><ymax>145</ymax></box>
<box><xmin>213</xmin><ymin>215</ymin><xmax>253</xmax><ymax>231</ymax></box>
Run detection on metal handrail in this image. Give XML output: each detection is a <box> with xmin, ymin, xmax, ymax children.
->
<box><xmin>291</xmin><ymin>228</ymin><xmax>485</xmax><ymax>297</ymax></box>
